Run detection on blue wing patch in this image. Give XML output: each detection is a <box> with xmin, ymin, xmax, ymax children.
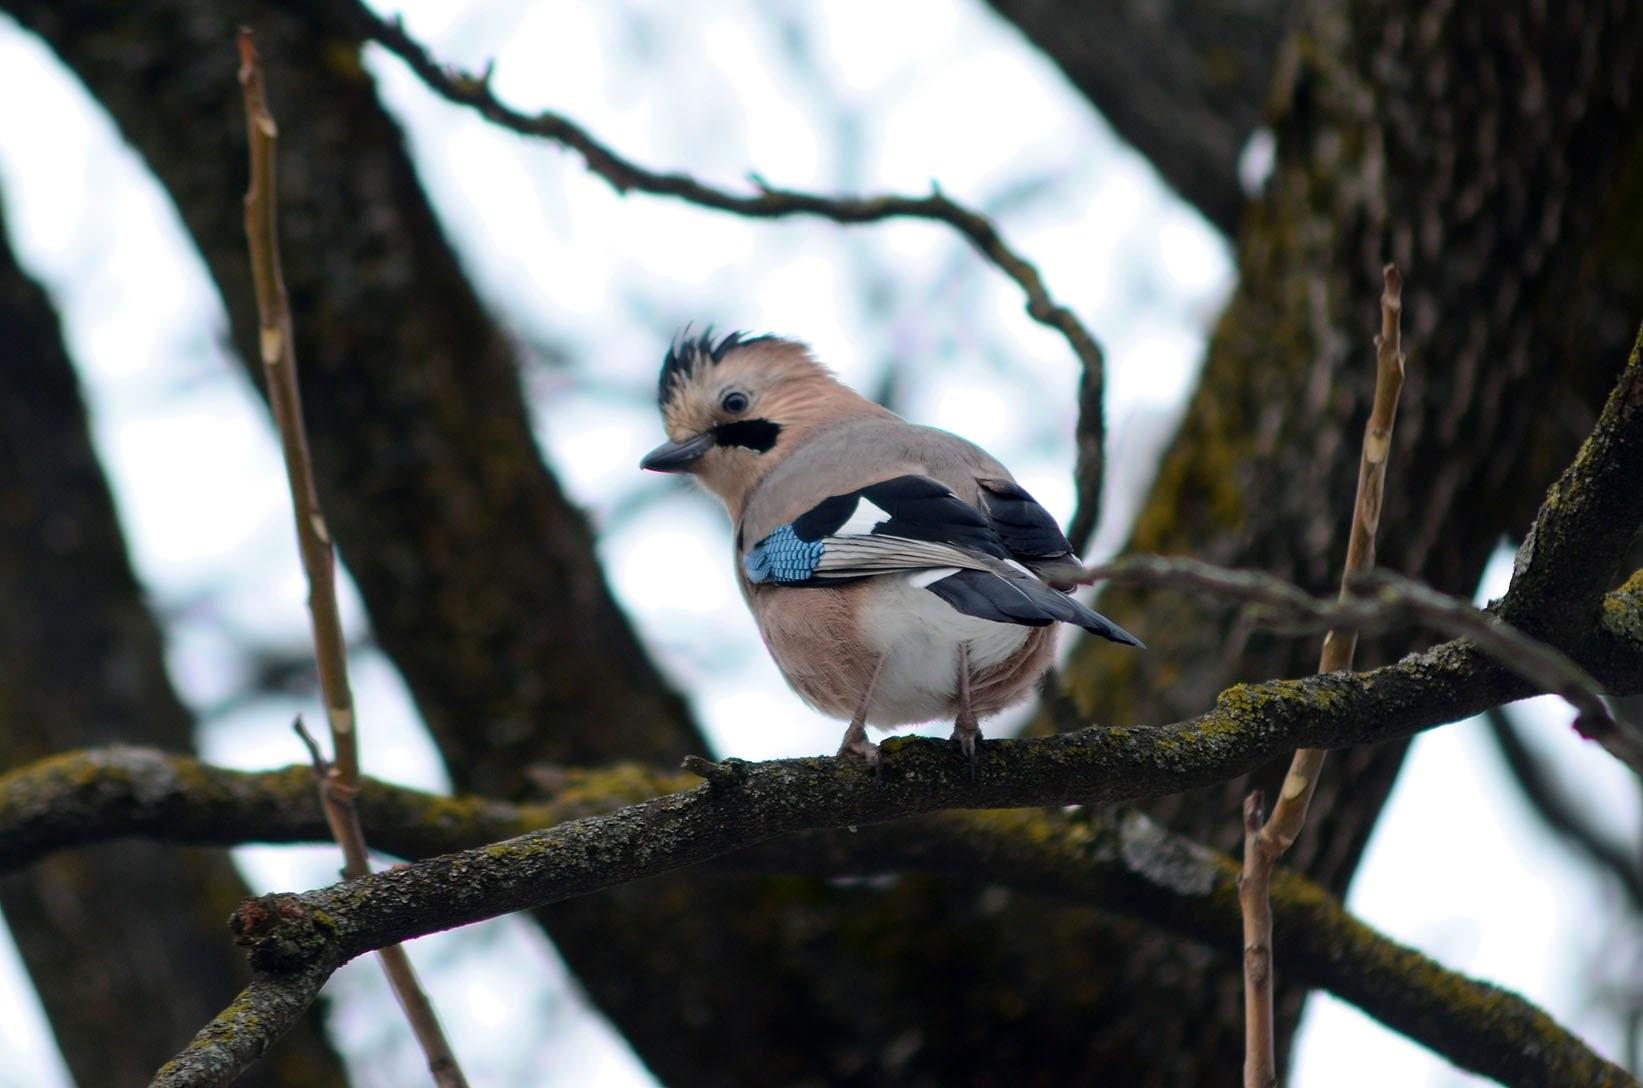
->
<box><xmin>743</xmin><ymin>524</ymin><xmax>825</xmax><ymax>584</ymax></box>
<box><xmin>744</xmin><ymin>475</ymin><xmax>1005</xmax><ymax>586</ymax></box>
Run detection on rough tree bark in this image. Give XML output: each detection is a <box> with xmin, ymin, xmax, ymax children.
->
<box><xmin>0</xmin><ymin>201</ymin><xmax>346</xmax><ymax>1084</ymax></box>
<box><xmin>1037</xmin><ymin>0</ymin><xmax>1643</xmax><ymax>1076</ymax></box>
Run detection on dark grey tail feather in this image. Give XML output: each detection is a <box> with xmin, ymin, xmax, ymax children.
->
<box><xmin>1066</xmin><ymin>598</ymin><xmax>1145</xmax><ymax>647</ymax></box>
<box><xmin>926</xmin><ymin>569</ymin><xmax>1144</xmax><ymax>647</ymax></box>
<box><xmin>926</xmin><ymin>568</ymin><xmax>1055</xmax><ymax>627</ymax></box>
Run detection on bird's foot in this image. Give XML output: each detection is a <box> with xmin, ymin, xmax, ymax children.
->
<box><xmin>950</xmin><ymin>715</ymin><xmax>981</xmax><ymax>779</ymax></box>
<box><xmin>837</xmin><ymin>719</ymin><xmax>882</xmax><ymax>777</ymax></box>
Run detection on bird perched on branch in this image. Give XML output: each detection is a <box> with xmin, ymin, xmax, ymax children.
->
<box><xmin>641</xmin><ymin>331</ymin><xmax>1141</xmax><ymax>768</ymax></box>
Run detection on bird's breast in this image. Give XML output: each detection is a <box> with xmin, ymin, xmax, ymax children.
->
<box><xmin>748</xmin><ymin>575</ymin><xmax>1053</xmax><ymax>727</ymax></box>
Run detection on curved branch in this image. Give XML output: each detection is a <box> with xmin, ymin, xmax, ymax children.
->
<box><xmin>1485</xmin><ymin>707</ymin><xmax>1643</xmax><ymax>911</ymax></box>
<box><xmin>1066</xmin><ymin>349</ymin><xmax>1106</xmax><ymax>553</ymax></box>
<box><xmin>1084</xmin><ymin>556</ymin><xmax>1639</xmax><ymax>773</ymax></box>
<box><xmin>346</xmin><ymin>3</ymin><xmax>1108</xmax><ymax>520</ymax></box>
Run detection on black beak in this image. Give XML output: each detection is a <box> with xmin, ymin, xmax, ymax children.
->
<box><xmin>640</xmin><ymin>432</ymin><xmax>715</xmax><ymax>473</ymax></box>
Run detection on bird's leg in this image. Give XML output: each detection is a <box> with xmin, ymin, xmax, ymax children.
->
<box><xmin>952</xmin><ymin>640</ymin><xmax>981</xmax><ymax>775</ymax></box>
<box><xmin>837</xmin><ymin>653</ymin><xmax>887</xmax><ymax>769</ymax></box>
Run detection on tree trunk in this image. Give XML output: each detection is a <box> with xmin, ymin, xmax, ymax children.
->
<box><xmin>0</xmin><ymin>200</ymin><xmax>346</xmax><ymax>1085</ymax></box>
<box><xmin>1039</xmin><ymin>0</ymin><xmax>1643</xmax><ymax>1075</ymax></box>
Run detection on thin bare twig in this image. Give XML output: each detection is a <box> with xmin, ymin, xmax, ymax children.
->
<box><xmin>1083</xmin><ymin>556</ymin><xmax>1635</xmax><ymax>761</ymax></box>
<box><xmin>237</xmin><ymin>30</ymin><xmax>466</xmax><ymax>1088</ymax></box>
<box><xmin>350</xmin><ymin>6</ymin><xmax>1108</xmax><ymax>530</ymax></box>
<box><xmin>1239</xmin><ymin>263</ymin><xmax>1406</xmax><ymax>1088</ymax></box>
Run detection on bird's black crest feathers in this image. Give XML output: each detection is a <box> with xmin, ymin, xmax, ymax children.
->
<box><xmin>657</xmin><ymin>328</ymin><xmax>776</xmax><ymax>405</ymax></box>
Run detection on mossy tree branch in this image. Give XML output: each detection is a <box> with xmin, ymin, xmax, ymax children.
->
<box><xmin>147</xmin><ymin>628</ymin><xmax>1643</xmax><ymax>962</ymax></box>
<box><xmin>733</xmin><ymin>811</ymin><xmax>1634</xmax><ymax>1088</ymax></box>
<box><xmin>144</xmin><ymin>600</ymin><xmax>1643</xmax><ymax>1085</ymax></box>
<box><xmin>0</xmin><ymin>746</ymin><xmax>1628</xmax><ymax>1088</ymax></box>
<box><xmin>151</xmin><ymin>963</ymin><xmax>334</xmax><ymax>1088</ymax></box>
<box><xmin>7</xmin><ymin>536</ymin><xmax>1643</xmax><ymax>874</ymax></box>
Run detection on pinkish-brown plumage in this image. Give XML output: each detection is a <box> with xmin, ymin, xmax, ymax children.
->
<box><xmin>642</xmin><ymin>331</ymin><xmax>1141</xmax><ymax>766</ymax></box>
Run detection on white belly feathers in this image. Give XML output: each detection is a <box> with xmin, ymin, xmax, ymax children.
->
<box><xmin>857</xmin><ymin>572</ymin><xmax>1028</xmax><ymax>725</ymax></box>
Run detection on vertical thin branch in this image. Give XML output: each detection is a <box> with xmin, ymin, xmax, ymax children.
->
<box><xmin>237</xmin><ymin>30</ymin><xmax>467</xmax><ymax>1088</ymax></box>
<box><xmin>1240</xmin><ymin>265</ymin><xmax>1406</xmax><ymax>1088</ymax></box>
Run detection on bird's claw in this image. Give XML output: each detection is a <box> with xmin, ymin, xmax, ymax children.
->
<box><xmin>951</xmin><ymin>718</ymin><xmax>980</xmax><ymax>779</ymax></box>
<box><xmin>838</xmin><ymin>730</ymin><xmax>882</xmax><ymax>779</ymax></box>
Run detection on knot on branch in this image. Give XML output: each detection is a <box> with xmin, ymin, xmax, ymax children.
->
<box><xmin>230</xmin><ymin>893</ymin><xmax>336</xmax><ymax>972</ymax></box>
<box><xmin>681</xmin><ymin>754</ymin><xmax>752</xmax><ymax>790</ymax></box>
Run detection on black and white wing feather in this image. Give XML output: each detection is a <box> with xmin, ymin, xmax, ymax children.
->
<box><xmin>741</xmin><ymin>475</ymin><xmax>1141</xmax><ymax>646</ymax></box>
<box><xmin>975</xmin><ymin>478</ymin><xmax>1087</xmax><ymax>585</ymax></box>
<box><xmin>742</xmin><ymin>476</ymin><xmax>1002</xmax><ymax>583</ymax></box>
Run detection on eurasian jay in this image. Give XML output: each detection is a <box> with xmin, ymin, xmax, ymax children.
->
<box><xmin>641</xmin><ymin>331</ymin><xmax>1142</xmax><ymax>766</ymax></box>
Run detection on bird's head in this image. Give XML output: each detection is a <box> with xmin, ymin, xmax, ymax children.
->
<box><xmin>642</xmin><ymin>330</ymin><xmax>887</xmax><ymax>511</ymax></box>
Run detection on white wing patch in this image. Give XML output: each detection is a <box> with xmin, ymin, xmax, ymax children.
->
<box><xmin>907</xmin><ymin>566</ymin><xmax>961</xmax><ymax>588</ymax></box>
<box><xmin>837</xmin><ymin>497</ymin><xmax>895</xmax><ymax>537</ymax></box>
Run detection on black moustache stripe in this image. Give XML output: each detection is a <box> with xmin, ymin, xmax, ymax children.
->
<box><xmin>713</xmin><ymin>419</ymin><xmax>782</xmax><ymax>453</ymax></box>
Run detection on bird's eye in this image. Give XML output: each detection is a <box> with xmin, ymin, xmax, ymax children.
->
<box><xmin>720</xmin><ymin>391</ymin><xmax>750</xmax><ymax>414</ymax></box>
